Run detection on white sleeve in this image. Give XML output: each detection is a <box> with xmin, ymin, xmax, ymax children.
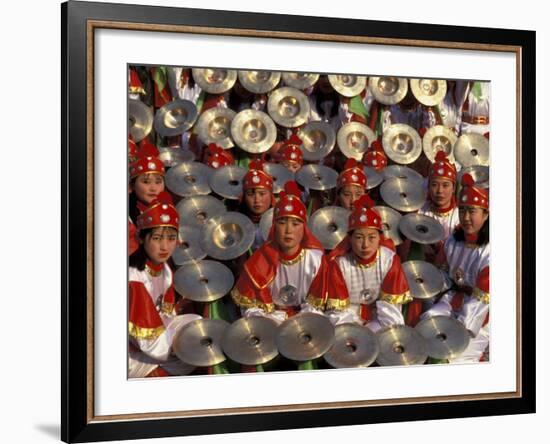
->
<box><xmin>242</xmin><ymin>307</ymin><xmax>288</xmax><ymax>325</ymax></box>
<box><xmin>325</xmin><ymin>308</ymin><xmax>363</xmax><ymax>326</ymax></box>
<box><xmin>420</xmin><ymin>291</ymin><xmax>455</xmax><ymax>320</ymax></box>
<box><xmin>457</xmin><ymin>296</ymin><xmax>489</xmax><ymax>338</ymax></box>
<box><xmin>375</xmin><ymin>300</ymin><xmax>405</xmax><ymax>328</ymax></box>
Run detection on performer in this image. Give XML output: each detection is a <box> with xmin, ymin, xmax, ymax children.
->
<box><xmin>324</xmin><ymin>195</ymin><xmax>411</xmax><ymax>330</ymax></box>
<box><xmin>231</xmin><ymin>181</ymin><xmax>326</xmax><ymax>323</ymax></box>
<box><xmin>419</xmin><ymin>173</ymin><xmax>490</xmax><ymax>363</ymax></box>
<box><xmin>455</xmin><ymin>80</ymin><xmax>491</xmax><ymax>136</ymax></box>
<box><xmin>278</xmin><ymin>134</ymin><xmax>304</xmax><ymax>174</ymax></box>
<box><xmin>335</xmin><ymin>158</ymin><xmax>367</xmax><ymax>211</ymax></box>
<box><xmin>362</xmin><ymin>140</ymin><xmax>388</xmax><ymax>172</ymax></box>
<box><xmin>204</xmin><ymin>143</ymin><xmax>235</xmax><ymax>169</ymax></box>
<box><xmin>166</xmin><ymin>67</ymin><xmax>203</xmax><ymax>104</ymax></box>
<box><xmin>128</xmin><ymin>192</ymin><xmax>200</xmax><ymax>378</ymax></box>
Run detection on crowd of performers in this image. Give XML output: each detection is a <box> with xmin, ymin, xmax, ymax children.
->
<box><xmin>127</xmin><ymin>66</ymin><xmax>490</xmax><ymax>378</ymax></box>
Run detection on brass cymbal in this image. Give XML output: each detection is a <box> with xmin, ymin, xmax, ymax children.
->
<box><xmin>380</xmin><ymin>178</ymin><xmax>426</xmax><ymax>212</ymax></box>
<box><xmin>454</xmin><ymin>133</ymin><xmax>490</xmax><ymax>167</ymax></box>
<box><xmin>209</xmin><ymin>165</ymin><xmax>248</xmax><ymax>200</ymax></box>
<box><xmin>267</xmin><ymin>87</ymin><xmax>310</xmax><ymax>128</ymax></box>
<box><xmin>281</xmin><ymin>72</ymin><xmax>319</xmax><ymax>90</ymax></box>
<box><xmin>157</xmin><ymin>147</ymin><xmax>195</xmax><ymax>167</ymax></box>
<box><xmin>415</xmin><ymin>315</ymin><xmax>471</xmax><ymax>360</ymax></box>
<box><xmin>259</xmin><ymin>207</ymin><xmax>274</xmax><ymax>241</ymax></box>
<box><xmin>191</xmin><ymin>68</ymin><xmax>237</xmax><ymax>94</ymax></box>
<box><xmin>295</xmin><ymin>164</ymin><xmax>338</xmax><ymax>191</ymax></box>
<box><xmin>374</xmin><ymin>205</ymin><xmax>403</xmax><ymax>246</ymax></box>
<box><xmin>382</xmin><ymin>165</ymin><xmax>424</xmax><ymax>184</ymax></box>
<box><xmin>128</xmin><ymin>99</ymin><xmax>153</xmax><ymax>142</ymax></box>
<box><xmin>165</xmin><ymin>162</ymin><xmax>212</xmax><ymax>197</ymax></box>
<box><xmin>176</xmin><ymin>195</ymin><xmax>227</xmax><ymax>228</ymax></box>
<box><xmin>327</xmin><ymin>74</ymin><xmax>367</xmax><ymax>97</ymax></box>
<box><xmin>337</xmin><ymin>122</ymin><xmax>376</xmax><ymax>160</ymax></box>
<box><xmin>402</xmin><ymin>260</ymin><xmax>446</xmax><ymax>300</ymax></box>
<box><xmin>376</xmin><ymin>325</ymin><xmax>428</xmax><ymax>366</ymax></box>
<box><xmin>297</xmin><ymin>121</ymin><xmax>336</xmax><ymax>161</ymax></box>
<box><xmin>172</xmin><ymin>225</ymin><xmax>207</xmax><ymax>266</ymax></box>
<box><xmin>363</xmin><ymin>166</ymin><xmax>384</xmax><ymax>190</ymax></box>
<box><xmin>382</xmin><ymin>124</ymin><xmax>422</xmax><ymax>165</ymax></box>
<box><xmin>200</xmin><ymin>212</ymin><xmax>255</xmax><ymax>260</ymax></box>
<box><xmin>308</xmin><ymin>206</ymin><xmax>351</xmax><ymax>250</ymax></box>
<box><xmin>398</xmin><ymin>213</ymin><xmax>445</xmax><ymax>244</ymax></box>
<box><xmin>230</xmin><ymin>109</ymin><xmax>277</xmax><ymax>153</ymax></box>
<box><xmin>263</xmin><ymin>163</ymin><xmax>295</xmax><ymax>194</ymax></box>
<box><xmin>154</xmin><ymin>99</ymin><xmax>198</xmax><ymax>137</ymax></box>
<box><xmin>324</xmin><ymin>323</ymin><xmax>380</xmax><ymax>368</ymax></box>
<box><xmin>369</xmin><ymin>77</ymin><xmax>408</xmax><ymax>105</ymax></box>
<box><xmin>238</xmin><ymin>70</ymin><xmax>281</xmax><ymax>94</ymax></box>
<box><xmin>173</xmin><ymin>260</ymin><xmax>234</xmax><ymax>302</ymax></box>
<box><xmin>196</xmin><ymin>107</ymin><xmax>236</xmax><ymax>149</ymax></box>
<box><xmin>410</xmin><ymin>79</ymin><xmax>447</xmax><ymax>106</ymax></box>
<box><xmin>422</xmin><ymin>125</ymin><xmax>457</xmax><ymax>163</ymax></box>
<box><xmin>221</xmin><ymin>317</ymin><xmax>279</xmax><ymax>365</ymax></box>
<box><xmin>457</xmin><ymin>165</ymin><xmax>490</xmax><ymax>189</ymax></box>
<box><xmin>277</xmin><ymin>313</ymin><xmax>335</xmax><ymax>362</ymax></box>
<box><xmin>172</xmin><ymin>318</ymin><xmax>229</xmax><ymax>367</ymax></box>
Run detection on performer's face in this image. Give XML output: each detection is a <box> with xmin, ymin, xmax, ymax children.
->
<box><xmin>274</xmin><ymin>217</ymin><xmax>304</xmax><ymax>254</ymax></box>
<box><xmin>143</xmin><ymin>227</ymin><xmax>178</xmax><ymax>265</ymax></box>
<box><xmin>429</xmin><ymin>177</ymin><xmax>454</xmax><ymax>209</ymax></box>
<box><xmin>339</xmin><ymin>185</ymin><xmax>365</xmax><ymax>210</ymax></box>
<box><xmin>350</xmin><ymin>227</ymin><xmax>380</xmax><ymax>260</ymax></box>
<box><xmin>133</xmin><ymin>173</ymin><xmax>165</xmax><ymax>204</ymax></box>
<box><xmin>459</xmin><ymin>206</ymin><xmax>488</xmax><ymax>236</ymax></box>
<box><xmin>244</xmin><ymin>188</ymin><xmax>271</xmax><ymax>215</ymax></box>
<box><xmin>282</xmin><ymin>160</ymin><xmax>301</xmax><ymax>173</ymax></box>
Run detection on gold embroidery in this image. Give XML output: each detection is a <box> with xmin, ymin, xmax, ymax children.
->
<box><xmin>230</xmin><ymin>287</ymin><xmax>275</xmax><ymax>313</ymax></box>
<box><xmin>379</xmin><ymin>291</ymin><xmax>413</xmax><ymax>305</ymax></box>
<box><xmin>128</xmin><ymin>322</ymin><xmax>165</xmax><ymax>340</ymax></box>
<box><xmin>129</xmin><ymin>85</ymin><xmax>146</xmax><ymax>95</ymax></box>
<box><xmin>325</xmin><ymin>297</ymin><xmax>350</xmax><ymax>311</ymax></box>
<box><xmin>306</xmin><ymin>294</ymin><xmax>326</xmax><ymax>310</ymax></box>
<box><xmin>472</xmin><ymin>287</ymin><xmax>490</xmax><ymax>304</ymax></box>
<box><xmin>161</xmin><ymin>302</ymin><xmax>174</xmax><ymax>314</ymax></box>
<box><xmin>280</xmin><ymin>249</ymin><xmax>306</xmax><ymax>266</ymax></box>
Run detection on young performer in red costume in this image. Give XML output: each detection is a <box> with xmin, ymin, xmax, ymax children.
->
<box><xmin>334</xmin><ymin>158</ymin><xmax>367</xmax><ymax>211</ymax></box>
<box><xmin>278</xmin><ymin>134</ymin><xmax>304</xmax><ymax>174</ymax></box>
<box><xmin>362</xmin><ymin>140</ymin><xmax>388</xmax><ymax>172</ymax></box>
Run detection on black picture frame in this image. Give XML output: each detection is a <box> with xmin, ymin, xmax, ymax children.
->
<box><xmin>61</xmin><ymin>1</ymin><xmax>536</xmax><ymax>442</ymax></box>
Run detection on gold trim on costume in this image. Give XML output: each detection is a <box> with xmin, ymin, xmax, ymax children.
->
<box><xmin>161</xmin><ymin>302</ymin><xmax>175</xmax><ymax>314</ymax></box>
<box><xmin>128</xmin><ymin>322</ymin><xmax>166</xmax><ymax>340</ymax></box>
<box><xmin>145</xmin><ymin>264</ymin><xmax>163</xmax><ymax>277</ymax></box>
<box><xmin>465</xmin><ymin>243</ymin><xmax>480</xmax><ymax>249</ymax></box>
<box><xmin>280</xmin><ymin>249</ymin><xmax>305</xmax><ymax>266</ymax></box>
<box><xmin>432</xmin><ymin>205</ymin><xmax>455</xmax><ymax>217</ymax></box>
<box><xmin>352</xmin><ymin>251</ymin><xmax>378</xmax><ymax>269</ymax></box>
<box><xmin>325</xmin><ymin>297</ymin><xmax>350</xmax><ymax>311</ymax></box>
<box><xmin>129</xmin><ymin>86</ymin><xmax>146</xmax><ymax>95</ymax></box>
<box><xmin>472</xmin><ymin>287</ymin><xmax>490</xmax><ymax>304</ymax></box>
<box><xmin>379</xmin><ymin>291</ymin><xmax>413</xmax><ymax>305</ymax></box>
<box><xmin>306</xmin><ymin>294</ymin><xmax>326</xmax><ymax>310</ymax></box>
<box><xmin>230</xmin><ymin>287</ymin><xmax>275</xmax><ymax>313</ymax></box>
<box><xmin>243</xmin><ymin>264</ymin><xmax>275</xmax><ymax>290</ymax></box>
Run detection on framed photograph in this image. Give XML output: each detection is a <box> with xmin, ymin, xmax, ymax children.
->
<box><xmin>62</xmin><ymin>0</ymin><xmax>535</xmax><ymax>442</ymax></box>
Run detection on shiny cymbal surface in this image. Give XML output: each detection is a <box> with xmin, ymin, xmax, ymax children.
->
<box><xmin>422</xmin><ymin>125</ymin><xmax>457</xmax><ymax>163</ymax></box>
<box><xmin>376</xmin><ymin>325</ymin><xmax>428</xmax><ymax>366</ymax></box>
<box><xmin>158</xmin><ymin>147</ymin><xmax>195</xmax><ymax>167</ymax></box>
<box><xmin>410</xmin><ymin>79</ymin><xmax>447</xmax><ymax>106</ymax></box>
<box><xmin>154</xmin><ymin>99</ymin><xmax>198</xmax><ymax>137</ymax></box>
<box><xmin>165</xmin><ymin>162</ymin><xmax>212</xmax><ymax>197</ymax></box>
<box><xmin>128</xmin><ymin>99</ymin><xmax>153</xmax><ymax>142</ymax></box>
<box><xmin>221</xmin><ymin>317</ymin><xmax>279</xmax><ymax>365</ymax></box>
<box><xmin>192</xmin><ymin>68</ymin><xmax>237</xmax><ymax>94</ymax></box>
<box><xmin>231</xmin><ymin>109</ymin><xmax>277</xmax><ymax>153</ymax></box>
<box><xmin>196</xmin><ymin>107</ymin><xmax>236</xmax><ymax>149</ymax></box>
<box><xmin>174</xmin><ymin>260</ymin><xmax>234</xmax><ymax>302</ymax></box>
<box><xmin>383</xmin><ymin>165</ymin><xmax>424</xmax><ymax>184</ymax></box>
<box><xmin>259</xmin><ymin>207</ymin><xmax>274</xmax><ymax>242</ymax></box>
<box><xmin>380</xmin><ymin>178</ymin><xmax>426</xmax><ymax>212</ymax></box>
<box><xmin>277</xmin><ymin>313</ymin><xmax>335</xmax><ymax>361</ymax></box>
<box><xmin>176</xmin><ymin>195</ymin><xmax>226</xmax><ymax>228</ymax></box>
<box><xmin>267</xmin><ymin>87</ymin><xmax>310</xmax><ymax>128</ymax></box>
<box><xmin>173</xmin><ymin>318</ymin><xmax>229</xmax><ymax>367</ymax></box>
<box><xmin>328</xmin><ymin>74</ymin><xmax>367</xmax><ymax>97</ymax></box>
<box><xmin>454</xmin><ymin>133</ymin><xmax>490</xmax><ymax>167</ymax></box>
<box><xmin>209</xmin><ymin>165</ymin><xmax>247</xmax><ymax>200</ymax></box>
<box><xmin>200</xmin><ymin>212</ymin><xmax>255</xmax><ymax>260</ymax></box>
<box><xmin>402</xmin><ymin>260</ymin><xmax>446</xmax><ymax>300</ymax></box>
<box><xmin>295</xmin><ymin>164</ymin><xmax>338</xmax><ymax>190</ymax></box>
<box><xmin>369</xmin><ymin>76</ymin><xmax>408</xmax><ymax>105</ymax></box>
<box><xmin>399</xmin><ymin>213</ymin><xmax>445</xmax><ymax>245</ymax></box>
<box><xmin>374</xmin><ymin>205</ymin><xmax>403</xmax><ymax>246</ymax></box>
<box><xmin>324</xmin><ymin>323</ymin><xmax>380</xmax><ymax>368</ymax></box>
<box><xmin>337</xmin><ymin>122</ymin><xmax>376</xmax><ymax>161</ymax></box>
<box><xmin>415</xmin><ymin>316</ymin><xmax>471</xmax><ymax>360</ymax></box>
<box><xmin>363</xmin><ymin>166</ymin><xmax>384</xmax><ymax>190</ymax></box>
<box><xmin>298</xmin><ymin>121</ymin><xmax>336</xmax><ymax>161</ymax></box>
<box><xmin>281</xmin><ymin>72</ymin><xmax>319</xmax><ymax>90</ymax></box>
<box><xmin>457</xmin><ymin>165</ymin><xmax>489</xmax><ymax>189</ymax></box>
<box><xmin>308</xmin><ymin>206</ymin><xmax>350</xmax><ymax>250</ymax></box>
<box><xmin>238</xmin><ymin>70</ymin><xmax>281</xmax><ymax>94</ymax></box>
<box><xmin>382</xmin><ymin>124</ymin><xmax>422</xmax><ymax>165</ymax></box>
<box><xmin>263</xmin><ymin>163</ymin><xmax>294</xmax><ymax>194</ymax></box>
<box><xmin>172</xmin><ymin>225</ymin><xmax>207</xmax><ymax>266</ymax></box>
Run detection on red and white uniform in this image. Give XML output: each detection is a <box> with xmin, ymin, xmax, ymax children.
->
<box><xmin>418</xmin><ymin>202</ymin><xmax>460</xmax><ymax>240</ymax></box>
<box><xmin>456</xmin><ymin>80</ymin><xmax>491</xmax><ymax>136</ymax></box>
<box><xmin>166</xmin><ymin>67</ymin><xmax>203</xmax><ymax>104</ymax></box>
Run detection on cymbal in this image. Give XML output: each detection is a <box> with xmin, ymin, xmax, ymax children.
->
<box><xmin>324</xmin><ymin>323</ymin><xmax>380</xmax><ymax>368</ymax></box>
<box><xmin>263</xmin><ymin>162</ymin><xmax>294</xmax><ymax>194</ymax></box>
<box><xmin>200</xmin><ymin>212</ymin><xmax>255</xmax><ymax>260</ymax></box>
<box><xmin>297</xmin><ymin>121</ymin><xmax>336</xmax><ymax>161</ymax></box>
<box><xmin>422</xmin><ymin>125</ymin><xmax>457</xmax><ymax>163</ymax></box>
<box><xmin>128</xmin><ymin>99</ymin><xmax>153</xmax><ymax>142</ymax></box>
<box><xmin>231</xmin><ymin>109</ymin><xmax>277</xmax><ymax>153</ymax></box>
<box><xmin>165</xmin><ymin>162</ymin><xmax>212</xmax><ymax>197</ymax></box>
<box><xmin>296</xmin><ymin>164</ymin><xmax>338</xmax><ymax>190</ymax></box>
<box><xmin>158</xmin><ymin>147</ymin><xmax>195</xmax><ymax>167</ymax></box>
<box><xmin>238</xmin><ymin>70</ymin><xmax>281</xmax><ymax>94</ymax></box>
<box><xmin>363</xmin><ymin>166</ymin><xmax>384</xmax><ymax>190</ymax></box>
<box><xmin>172</xmin><ymin>318</ymin><xmax>229</xmax><ymax>367</ymax></box>
<box><xmin>399</xmin><ymin>213</ymin><xmax>445</xmax><ymax>244</ymax></box>
<box><xmin>267</xmin><ymin>87</ymin><xmax>310</xmax><ymax>128</ymax></box>
<box><xmin>457</xmin><ymin>165</ymin><xmax>489</xmax><ymax>189</ymax></box>
<box><xmin>402</xmin><ymin>260</ymin><xmax>446</xmax><ymax>300</ymax></box>
<box><xmin>173</xmin><ymin>260</ymin><xmax>234</xmax><ymax>302</ymax></box>
<box><xmin>327</xmin><ymin>74</ymin><xmax>367</xmax><ymax>97</ymax></box>
<box><xmin>172</xmin><ymin>225</ymin><xmax>207</xmax><ymax>266</ymax></box>
<box><xmin>337</xmin><ymin>122</ymin><xmax>376</xmax><ymax>160</ymax></box>
<box><xmin>374</xmin><ymin>205</ymin><xmax>403</xmax><ymax>246</ymax></box>
<box><xmin>209</xmin><ymin>165</ymin><xmax>248</xmax><ymax>200</ymax></box>
<box><xmin>380</xmin><ymin>178</ymin><xmax>426</xmax><ymax>212</ymax></box>
<box><xmin>454</xmin><ymin>133</ymin><xmax>490</xmax><ymax>167</ymax></box>
<box><xmin>376</xmin><ymin>325</ymin><xmax>428</xmax><ymax>366</ymax></box>
<box><xmin>221</xmin><ymin>317</ymin><xmax>279</xmax><ymax>365</ymax></box>
<box><xmin>369</xmin><ymin>77</ymin><xmax>408</xmax><ymax>105</ymax></box>
<box><xmin>308</xmin><ymin>206</ymin><xmax>351</xmax><ymax>250</ymax></box>
<box><xmin>196</xmin><ymin>107</ymin><xmax>236</xmax><ymax>149</ymax></box>
<box><xmin>382</xmin><ymin>124</ymin><xmax>422</xmax><ymax>165</ymax></box>
<box><xmin>176</xmin><ymin>195</ymin><xmax>227</xmax><ymax>228</ymax></box>
<box><xmin>281</xmin><ymin>72</ymin><xmax>319</xmax><ymax>90</ymax></box>
<box><xmin>154</xmin><ymin>99</ymin><xmax>198</xmax><ymax>137</ymax></box>
<box><xmin>277</xmin><ymin>313</ymin><xmax>335</xmax><ymax>362</ymax></box>
<box><xmin>410</xmin><ymin>79</ymin><xmax>447</xmax><ymax>106</ymax></box>
<box><xmin>191</xmin><ymin>68</ymin><xmax>237</xmax><ymax>94</ymax></box>
<box><xmin>415</xmin><ymin>315</ymin><xmax>470</xmax><ymax>360</ymax></box>
<box><xmin>259</xmin><ymin>207</ymin><xmax>274</xmax><ymax>241</ymax></box>
<box><xmin>383</xmin><ymin>165</ymin><xmax>424</xmax><ymax>185</ymax></box>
